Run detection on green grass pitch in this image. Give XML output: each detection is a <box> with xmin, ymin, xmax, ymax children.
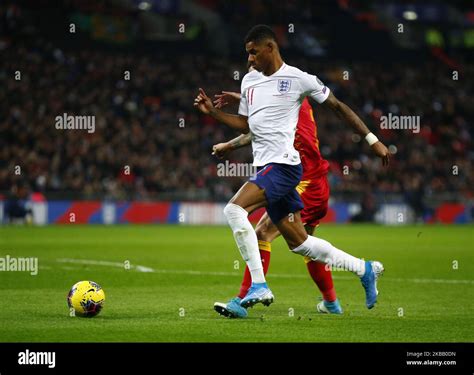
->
<box><xmin>0</xmin><ymin>224</ymin><xmax>473</xmax><ymax>342</ymax></box>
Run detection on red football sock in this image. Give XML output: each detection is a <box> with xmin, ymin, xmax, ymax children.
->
<box><xmin>305</xmin><ymin>257</ymin><xmax>337</xmax><ymax>302</ymax></box>
<box><xmin>238</xmin><ymin>240</ymin><xmax>271</xmax><ymax>299</ymax></box>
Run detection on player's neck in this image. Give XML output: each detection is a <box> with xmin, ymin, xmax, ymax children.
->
<box><xmin>263</xmin><ymin>56</ymin><xmax>284</xmax><ymax>76</ymax></box>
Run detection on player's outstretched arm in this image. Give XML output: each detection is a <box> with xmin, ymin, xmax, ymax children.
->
<box><xmin>194</xmin><ymin>88</ymin><xmax>249</xmax><ymax>133</ymax></box>
<box><xmin>213</xmin><ymin>91</ymin><xmax>241</xmax><ymax>109</ymax></box>
<box><xmin>322</xmin><ymin>92</ymin><xmax>390</xmax><ymax>166</ymax></box>
<box><xmin>212</xmin><ymin>133</ymin><xmax>252</xmax><ymax>159</ymax></box>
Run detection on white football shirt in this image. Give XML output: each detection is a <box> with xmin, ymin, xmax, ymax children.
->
<box><xmin>238</xmin><ymin>63</ymin><xmax>330</xmax><ymax>167</ymax></box>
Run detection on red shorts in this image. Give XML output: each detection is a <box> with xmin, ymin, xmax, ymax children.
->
<box><xmin>296</xmin><ymin>174</ymin><xmax>330</xmax><ymax>227</ymax></box>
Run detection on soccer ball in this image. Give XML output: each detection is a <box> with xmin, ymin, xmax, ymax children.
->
<box><xmin>67</xmin><ymin>281</ymin><xmax>105</xmax><ymax>317</ymax></box>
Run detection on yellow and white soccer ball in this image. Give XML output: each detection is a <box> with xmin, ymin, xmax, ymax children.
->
<box><xmin>67</xmin><ymin>281</ymin><xmax>105</xmax><ymax>317</ymax></box>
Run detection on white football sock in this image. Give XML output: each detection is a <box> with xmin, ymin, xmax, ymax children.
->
<box><xmin>292</xmin><ymin>235</ymin><xmax>365</xmax><ymax>277</ymax></box>
<box><xmin>223</xmin><ymin>203</ymin><xmax>266</xmax><ymax>284</ymax></box>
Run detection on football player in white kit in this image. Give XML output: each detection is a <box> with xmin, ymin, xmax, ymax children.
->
<box><xmin>194</xmin><ymin>25</ymin><xmax>390</xmax><ymax>310</ymax></box>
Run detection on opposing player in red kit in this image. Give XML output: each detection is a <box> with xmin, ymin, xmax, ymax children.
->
<box><xmin>212</xmin><ymin>87</ymin><xmax>341</xmax><ymax>318</ymax></box>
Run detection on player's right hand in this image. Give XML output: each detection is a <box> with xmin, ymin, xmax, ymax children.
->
<box><xmin>213</xmin><ymin>91</ymin><xmax>241</xmax><ymax>109</ymax></box>
<box><xmin>212</xmin><ymin>142</ymin><xmax>231</xmax><ymax>159</ymax></box>
<box><xmin>194</xmin><ymin>88</ymin><xmax>214</xmax><ymax>114</ymax></box>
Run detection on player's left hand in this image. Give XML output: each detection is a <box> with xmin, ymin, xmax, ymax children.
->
<box><xmin>371</xmin><ymin>141</ymin><xmax>390</xmax><ymax>166</ymax></box>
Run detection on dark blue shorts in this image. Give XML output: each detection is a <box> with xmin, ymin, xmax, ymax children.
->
<box><xmin>249</xmin><ymin>163</ymin><xmax>304</xmax><ymax>224</ymax></box>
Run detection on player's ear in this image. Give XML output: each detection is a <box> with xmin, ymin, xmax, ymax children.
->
<box><xmin>267</xmin><ymin>41</ymin><xmax>274</xmax><ymax>52</ymax></box>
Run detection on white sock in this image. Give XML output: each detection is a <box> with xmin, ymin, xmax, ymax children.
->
<box><xmin>223</xmin><ymin>203</ymin><xmax>266</xmax><ymax>284</ymax></box>
<box><xmin>292</xmin><ymin>235</ymin><xmax>366</xmax><ymax>277</ymax></box>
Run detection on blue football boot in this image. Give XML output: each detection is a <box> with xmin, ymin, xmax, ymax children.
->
<box><xmin>214</xmin><ymin>297</ymin><xmax>248</xmax><ymax>318</ymax></box>
<box><xmin>240</xmin><ymin>282</ymin><xmax>274</xmax><ymax>308</ymax></box>
<box><xmin>317</xmin><ymin>298</ymin><xmax>343</xmax><ymax>314</ymax></box>
<box><xmin>360</xmin><ymin>261</ymin><xmax>384</xmax><ymax>309</ymax></box>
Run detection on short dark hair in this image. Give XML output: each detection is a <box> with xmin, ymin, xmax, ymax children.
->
<box><xmin>244</xmin><ymin>25</ymin><xmax>276</xmax><ymax>44</ymax></box>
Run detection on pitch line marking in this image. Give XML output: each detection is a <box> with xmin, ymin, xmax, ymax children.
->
<box><xmin>55</xmin><ymin>258</ymin><xmax>474</xmax><ymax>285</ymax></box>
<box><xmin>56</xmin><ymin>258</ymin><xmax>154</xmax><ymax>272</ymax></box>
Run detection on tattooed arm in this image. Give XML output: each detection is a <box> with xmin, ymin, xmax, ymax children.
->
<box><xmin>212</xmin><ymin>132</ymin><xmax>252</xmax><ymax>159</ymax></box>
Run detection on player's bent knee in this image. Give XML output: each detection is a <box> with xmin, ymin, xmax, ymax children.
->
<box><xmin>223</xmin><ymin>203</ymin><xmax>246</xmax><ymax>222</ymax></box>
<box><xmin>289</xmin><ymin>235</ymin><xmax>319</xmax><ymax>256</ymax></box>
<box><xmin>255</xmin><ymin>226</ymin><xmax>265</xmax><ymax>240</ymax></box>
<box><xmin>255</xmin><ymin>224</ymin><xmax>271</xmax><ymax>242</ymax></box>
<box><xmin>223</xmin><ymin>203</ymin><xmax>233</xmax><ymax>219</ymax></box>
<box><xmin>281</xmin><ymin>228</ymin><xmax>309</xmax><ymax>250</ymax></box>
<box><xmin>290</xmin><ymin>235</ymin><xmax>333</xmax><ymax>262</ymax></box>
<box><xmin>290</xmin><ymin>239</ymin><xmax>312</xmax><ymax>257</ymax></box>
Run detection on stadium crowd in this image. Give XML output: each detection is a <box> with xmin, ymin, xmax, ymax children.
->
<box><xmin>1</xmin><ymin>3</ymin><xmax>472</xmax><ymax>204</ymax></box>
